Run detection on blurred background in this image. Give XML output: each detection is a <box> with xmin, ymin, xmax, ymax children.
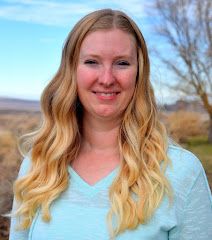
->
<box><xmin>0</xmin><ymin>0</ymin><xmax>211</xmax><ymax>239</ymax></box>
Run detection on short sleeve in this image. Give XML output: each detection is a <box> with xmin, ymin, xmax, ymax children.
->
<box><xmin>9</xmin><ymin>156</ymin><xmax>31</xmax><ymax>240</ymax></box>
<box><xmin>169</xmin><ymin>164</ymin><xmax>212</xmax><ymax>239</ymax></box>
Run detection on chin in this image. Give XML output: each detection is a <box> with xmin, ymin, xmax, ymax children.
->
<box><xmin>94</xmin><ymin>109</ymin><xmax>117</xmax><ymax>118</ymax></box>
<box><xmin>95</xmin><ymin>109</ymin><xmax>125</xmax><ymax>121</ymax></box>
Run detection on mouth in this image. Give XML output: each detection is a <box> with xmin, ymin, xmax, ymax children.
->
<box><xmin>92</xmin><ymin>91</ymin><xmax>120</xmax><ymax>96</ymax></box>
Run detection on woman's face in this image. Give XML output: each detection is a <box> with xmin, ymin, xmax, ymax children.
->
<box><xmin>76</xmin><ymin>28</ymin><xmax>138</xmax><ymax>121</ymax></box>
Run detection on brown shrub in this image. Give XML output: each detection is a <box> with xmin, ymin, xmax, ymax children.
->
<box><xmin>0</xmin><ymin>111</ymin><xmax>41</xmax><ymax>240</ymax></box>
<box><xmin>163</xmin><ymin>111</ymin><xmax>208</xmax><ymax>143</ymax></box>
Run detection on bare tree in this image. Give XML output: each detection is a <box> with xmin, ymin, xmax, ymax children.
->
<box><xmin>149</xmin><ymin>0</ymin><xmax>212</xmax><ymax>142</ymax></box>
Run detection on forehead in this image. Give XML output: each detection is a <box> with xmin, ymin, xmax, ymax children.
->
<box><xmin>79</xmin><ymin>29</ymin><xmax>137</xmax><ymax>57</ymax></box>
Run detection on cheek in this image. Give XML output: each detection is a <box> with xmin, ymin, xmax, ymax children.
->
<box><xmin>76</xmin><ymin>66</ymin><xmax>87</xmax><ymax>88</ymax></box>
<box><xmin>76</xmin><ymin>65</ymin><xmax>95</xmax><ymax>89</ymax></box>
<box><xmin>118</xmin><ymin>71</ymin><xmax>137</xmax><ymax>90</ymax></box>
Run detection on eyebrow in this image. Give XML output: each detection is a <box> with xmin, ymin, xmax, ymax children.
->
<box><xmin>79</xmin><ymin>53</ymin><xmax>136</xmax><ymax>61</ymax></box>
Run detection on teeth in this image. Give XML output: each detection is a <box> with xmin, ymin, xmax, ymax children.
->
<box><xmin>95</xmin><ymin>92</ymin><xmax>117</xmax><ymax>96</ymax></box>
<box><xmin>99</xmin><ymin>93</ymin><xmax>115</xmax><ymax>96</ymax></box>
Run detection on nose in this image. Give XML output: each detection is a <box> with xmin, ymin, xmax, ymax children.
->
<box><xmin>98</xmin><ymin>66</ymin><xmax>115</xmax><ymax>87</ymax></box>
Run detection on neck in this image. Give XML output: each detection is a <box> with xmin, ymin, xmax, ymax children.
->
<box><xmin>81</xmin><ymin>113</ymin><xmax>121</xmax><ymax>153</ymax></box>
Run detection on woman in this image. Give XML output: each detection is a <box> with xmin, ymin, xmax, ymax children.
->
<box><xmin>10</xmin><ymin>9</ymin><xmax>212</xmax><ymax>240</ymax></box>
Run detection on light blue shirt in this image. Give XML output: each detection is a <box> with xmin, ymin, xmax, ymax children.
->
<box><xmin>9</xmin><ymin>145</ymin><xmax>212</xmax><ymax>239</ymax></box>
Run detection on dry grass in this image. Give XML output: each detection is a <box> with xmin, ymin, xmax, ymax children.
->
<box><xmin>161</xmin><ymin>110</ymin><xmax>209</xmax><ymax>143</ymax></box>
<box><xmin>0</xmin><ymin>111</ymin><xmax>41</xmax><ymax>240</ymax></box>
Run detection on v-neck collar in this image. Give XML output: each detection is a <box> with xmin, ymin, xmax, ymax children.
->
<box><xmin>68</xmin><ymin>165</ymin><xmax>119</xmax><ymax>196</ymax></box>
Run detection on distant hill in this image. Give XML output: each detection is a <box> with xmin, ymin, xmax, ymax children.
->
<box><xmin>163</xmin><ymin>100</ymin><xmax>206</xmax><ymax>113</ymax></box>
<box><xmin>0</xmin><ymin>97</ymin><xmax>206</xmax><ymax>114</ymax></box>
<box><xmin>0</xmin><ymin>97</ymin><xmax>40</xmax><ymax>112</ymax></box>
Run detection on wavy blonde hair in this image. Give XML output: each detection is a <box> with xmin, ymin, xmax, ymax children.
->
<box><xmin>14</xmin><ymin>9</ymin><xmax>172</xmax><ymax>238</ymax></box>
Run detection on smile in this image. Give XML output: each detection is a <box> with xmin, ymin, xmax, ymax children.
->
<box><xmin>92</xmin><ymin>91</ymin><xmax>120</xmax><ymax>100</ymax></box>
<box><xmin>93</xmin><ymin>92</ymin><xmax>120</xmax><ymax>96</ymax></box>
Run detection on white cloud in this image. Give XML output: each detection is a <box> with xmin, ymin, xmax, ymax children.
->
<box><xmin>99</xmin><ymin>0</ymin><xmax>145</xmax><ymax>17</ymax></box>
<box><xmin>0</xmin><ymin>0</ymin><xmax>146</xmax><ymax>26</ymax></box>
<box><xmin>0</xmin><ymin>0</ymin><xmax>95</xmax><ymax>26</ymax></box>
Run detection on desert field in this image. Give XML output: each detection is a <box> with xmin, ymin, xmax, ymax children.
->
<box><xmin>0</xmin><ymin>110</ymin><xmax>41</xmax><ymax>239</ymax></box>
<box><xmin>0</xmin><ymin>109</ymin><xmax>211</xmax><ymax>240</ymax></box>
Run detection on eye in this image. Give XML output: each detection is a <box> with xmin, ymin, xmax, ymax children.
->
<box><xmin>84</xmin><ymin>59</ymin><xmax>98</xmax><ymax>65</ymax></box>
<box><xmin>117</xmin><ymin>60</ymin><xmax>130</xmax><ymax>66</ymax></box>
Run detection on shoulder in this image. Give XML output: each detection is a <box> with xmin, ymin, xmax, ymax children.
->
<box><xmin>165</xmin><ymin>144</ymin><xmax>206</xmax><ymax>195</ymax></box>
<box><xmin>18</xmin><ymin>154</ymin><xmax>32</xmax><ymax>178</ymax></box>
<box><xmin>167</xmin><ymin>144</ymin><xmax>203</xmax><ymax>173</ymax></box>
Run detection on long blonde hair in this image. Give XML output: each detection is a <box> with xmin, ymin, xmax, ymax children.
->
<box><xmin>14</xmin><ymin>9</ymin><xmax>172</xmax><ymax>238</ymax></box>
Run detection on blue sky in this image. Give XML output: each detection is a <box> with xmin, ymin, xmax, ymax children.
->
<box><xmin>0</xmin><ymin>0</ymin><xmax>175</xmax><ymax>103</ymax></box>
